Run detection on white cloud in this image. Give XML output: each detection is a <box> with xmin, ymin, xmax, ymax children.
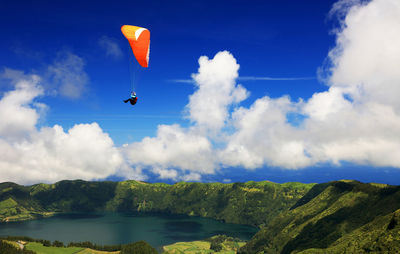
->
<box><xmin>327</xmin><ymin>0</ymin><xmax>400</xmax><ymax>110</ymax></box>
<box><xmin>299</xmin><ymin>0</ymin><xmax>400</xmax><ymax>167</ymax></box>
<box><xmin>302</xmin><ymin>87</ymin><xmax>352</xmax><ymax>121</ymax></box>
<box><xmin>0</xmin><ymin>123</ymin><xmax>123</xmax><ymax>184</ymax></box>
<box><xmin>151</xmin><ymin>167</ymin><xmax>179</xmax><ymax>181</ymax></box>
<box><xmin>219</xmin><ymin>95</ymin><xmax>313</xmax><ymax>169</ymax></box>
<box><xmin>46</xmin><ymin>51</ymin><xmax>89</xmax><ymax>99</ymax></box>
<box><xmin>302</xmin><ymin>101</ymin><xmax>400</xmax><ymax>167</ymax></box>
<box><xmin>123</xmin><ymin>0</ymin><xmax>400</xmax><ymax>175</ymax></box>
<box><xmin>122</xmin><ymin>124</ymin><xmax>215</xmax><ymax>174</ymax></box>
<box><xmin>98</xmin><ymin>36</ymin><xmax>123</xmax><ymax>59</ymax></box>
<box><xmin>220</xmin><ymin>0</ymin><xmax>400</xmax><ymax>170</ymax></box>
<box><xmin>122</xmin><ymin>51</ymin><xmax>248</xmax><ymax>179</ymax></box>
<box><xmin>3</xmin><ymin>0</ymin><xmax>400</xmax><ymax>184</ymax></box>
<box><xmin>149</xmin><ymin>167</ymin><xmax>202</xmax><ymax>182</ymax></box>
<box><xmin>187</xmin><ymin>51</ymin><xmax>249</xmax><ymax>134</ymax></box>
<box><xmin>329</xmin><ymin>0</ymin><xmax>366</xmax><ymax>20</ymax></box>
<box><xmin>0</xmin><ymin>72</ymin><xmax>45</xmax><ymax>140</ymax></box>
<box><xmin>0</xmin><ymin>72</ymin><xmax>139</xmax><ymax>185</ymax></box>
<box><xmin>181</xmin><ymin>172</ymin><xmax>201</xmax><ymax>182</ymax></box>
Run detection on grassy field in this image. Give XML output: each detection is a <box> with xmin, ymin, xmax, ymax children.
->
<box><xmin>163</xmin><ymin>239</ymin><xmax>246</xmax><ymax>254</ymax></box>
<box><xmin>25</xmin><ymin>242</ymin><xmax>84</xmax><ymax>254</ymax></box>
<box><xmin>24</xmin><ymin>242</ymin><xmax>121</xmax><ymax>254</ymax></box>
<box><xmin>163</xmin><ymin>241</ymin><xmax>212</xmax><ymax>254</ymax></box>
<box><xmin>220</xmin><ymin>240</ymin><xmax>246</xmax><ymax>252</ymax></box>
<box><xmin>76</xmin><ymin>249</ymin><xmax>120</xmax><ymax>254</ymax></box>
<box><xmin>7</xmin><ymin>239</ymin><xmax>245</xmax><ymax>254</ymax></box>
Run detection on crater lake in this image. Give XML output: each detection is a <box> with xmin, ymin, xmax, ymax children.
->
<box><xmin>0</xmin><ymin>212</ymin><xmax>258</xmax><ymax>249</ymax></box>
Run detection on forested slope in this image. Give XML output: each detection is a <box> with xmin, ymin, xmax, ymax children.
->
<box><xmin>239</xmin><ymin>180</ymin><xmax>400</xmax><ymax>253</ymax></box>
<box><xmin>2</xmin><ymin>179</ymin><xmax>399</xmax><ymax>253</ymax></box>
<box><xmin>0</xmin><ymin>180</ymin><xmax>313</xmax><ymax>227</ymax></box>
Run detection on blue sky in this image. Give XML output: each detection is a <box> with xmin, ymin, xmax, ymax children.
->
<box><xmin>1</xmin><ymin>0</ymin><xmax>400</xmax><ymax>185</ymax></box>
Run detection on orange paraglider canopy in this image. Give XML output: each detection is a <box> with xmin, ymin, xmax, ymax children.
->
<box><xmin>121</xmin><ymin>25</ymin><xmax>150</xmax><ymax>68</ymax></box>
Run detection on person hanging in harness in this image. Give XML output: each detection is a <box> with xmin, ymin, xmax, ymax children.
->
<box><xmin>124</xmin><ymin>91</ymin><xmax>138</xmax><ymax>106</ymax></box>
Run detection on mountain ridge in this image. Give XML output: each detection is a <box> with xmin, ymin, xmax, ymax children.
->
<box><xmin>239</xmin><ymin>180</ymin><xmax>400</xmax><ymax>253</ymax></box>
<box><xmin>1</xmin><ymin>179</ymin><xmax>399</xmax><ymax>253</ymax></box>
<box><xmin>0</xmin><ymin>179</ymin><xmax>314</xmax><ymax>226</ymax></box>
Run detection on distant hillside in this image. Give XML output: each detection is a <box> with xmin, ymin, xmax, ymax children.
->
<box><xmin>2</xmin><ymin>180</ymin><xmax>399</xmax><ymax>253</ymax></box>
<box><xmin>0</xmin><ymin>180</ymin><xmax>313</xmax><ymax>227</ymax></box>
<box><xmin>239</xmin><ymin>180</ymin><xmax>400</xmax><ymax>253</ymax></box>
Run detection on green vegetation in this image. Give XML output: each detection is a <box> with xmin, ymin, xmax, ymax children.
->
<box><xmin>0</xmin><ymin>182</ymin><xmax>56</xmax><ymax>222</ymax></box>
<box><xmin>77</xmin><ymin>249</ymin><xmax>119</xmax><ymax>254</ymax></box>
<box><xmin>163</xmin><ymin>241</ymin><xmax>211</xmax><ymax>253</ymax></box>
<box><xmin>0</xmin><ymin>180</ymin><xmax>313</xmax><ymax>226</ymax></box>
<box><xmin>163</xmin><ymin>235</ymin><xmax>246</xmax><ymax>253</ymax></box>
<box><xmin>1</xmin><ymin>238</ymin><xmax>157</xmax><ymax>254</ymax></box>
<box><xmin>3</xmin><ymin>239</ymin><xmax>22</xmax><ymax>249</ymax></box>
<box><xmin>2</xmin><ymin>179</ymin><xmax>400</xmax><ymax>253</ymax></box>
<box><xmin>25</xmin><ymin>242</ymin><xmax>83</xmax><ymax>254</ymax></box>
<box><xmin>67</xmin><ymin>241</ymin><xmax>121</xmax><ymax>252</ymax></box>
<box><xmin>207</xmin><ymin>235</ymin><xmax>247</xmax><ymax>253</ymax></box>
<box><xmin>104</xmin><ymin>180</ymin><xmax>314</xmax><ymax>226</ymax></box>
<box><xmin>0</xmin><ymin>237</ymin><xmax>123</xmax><ymax>253</ymax></box>
<box><xmin>120</xmin><ymin>241</ymin><xmax>157</xmax><ymax>254</ymax></box>
<box><xmin>239</xmin><ymin>180</ymin><xmax>400</xmax><ymax>253</ymax></box>
<box><xmin>0</xmin><ymin>240</ymin><xmax>36</xmax><ymax>254</ymax></box>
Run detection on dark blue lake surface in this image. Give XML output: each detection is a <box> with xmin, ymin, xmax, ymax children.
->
<box><xmin>0</xmin><ymin>213</ymin><xmax>258</xmax><ymax>248</ymax></box>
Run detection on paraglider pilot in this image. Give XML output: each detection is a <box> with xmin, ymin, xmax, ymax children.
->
<box><xmin>124</xmin><ymin>91</ymin><xmax>138</xmax><ymax>105</ymax></box>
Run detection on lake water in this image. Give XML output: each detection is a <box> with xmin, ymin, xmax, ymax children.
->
<box><xmin>0</xmin><ymin>213</ymin><xmax>258</xmax><ymax>249</ymax></box>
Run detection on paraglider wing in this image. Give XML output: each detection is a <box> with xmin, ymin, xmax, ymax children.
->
<box><xmin>121</xmin><ymin>25</ymin><xmax>150</xmax><ymax>68</ymax></box>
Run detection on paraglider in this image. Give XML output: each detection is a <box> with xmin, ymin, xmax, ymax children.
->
<box><xmin>121</xmin><ymin>25</ymin><xmax>150</xmax><ymax>106</ymax></box>
<box><xmin>124</xmin><ymin>91</ymin><xmax>138</xmax><ymax>105</ymax></box>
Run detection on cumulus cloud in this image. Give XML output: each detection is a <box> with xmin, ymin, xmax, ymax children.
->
<box><xmin>0</xmin><ymin>123</ymin><xmax>123</xmax><ymax>184</ymax></box>
<box><xmin>187</xmin><ymin>51</ymin><xmax>249</xmax><ymax>134</ymax></box>
<box><xmin>219</xmin><ymin>0</ymin><xmax>400</xmax><ymax>169</ymax></box>
<box><xmin>0</xmin><ymin>72</ymin><xmax>45</xmax><ymax>140</ymax></box>
<box><xmin>327</xmin><ymin>0</ymin><xmax>400</xmax><ymax>110</ymax></box>
<box><xmin>122</xmin><ymin>51</ymin><xmax>248</xmax><ymax>180</ymax></box>
<box><xmin>300</xmin><ymin>0</ymin><xmax>400</xmax><ymax>166</ymax></box>
<box><xmin>3</xmin><ymin>0</ymin><xmax>400</xmax><ymax>184</ymax></box>
<box><xmin>123</xmin><ymin>0</ymin><xmax>400</xmax><ymax>178</ymax></box>
<box><xmin>98</xmin><ymin>36</ymin><xmax>123</xmax><ymax>59</ymax></box>
<box><xmin>149</xmin><ymin>167</ymin><xmax>201</xmax><ymax>182</ymax></box>
<box><xmin>46</xmin><ymin>51</ymin><xmax>89</xmax><ymax>99</ymax></box>
<box><xmin>181</xmin><ymin>172</ymin><xmax>201</xmax><ymax>182</ymax></box>
<box><xmin>122</xmin><ymin>124</ymin><xmax>216</xmax><ymax>175</ymax></box>
<box><xmin>0</xmin><ymin>72</ymin><xmax>139</xmax><ymax>185</ymax></box>
<box><xmin>219</xmin><ymin>96</ymin><xmax>314</xmax><ymax>169</ymax></box>
<box><xmin>151</xmin><ymin>167</ymin><xmax>179</xmax><ymax>181</ymax></box>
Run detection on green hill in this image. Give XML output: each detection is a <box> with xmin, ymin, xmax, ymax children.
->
<box><xmin>238</xmin><ymin>180</ymin><xmax>400</xmax><ymax>253</ymax></box>
<box><xmin>0</xmin><ymin>180</ymin><xmax>313</xmax><ymax>227</ymax></box>
<box><xmin>1</xmin><ymin>179</ymin><xmax>400</xmax><ymax>253</ymax></box>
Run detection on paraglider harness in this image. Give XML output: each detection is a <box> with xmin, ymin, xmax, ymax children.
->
<box><xmin>124</xmin><ymin>92</ymin><xmax>138</xmax><ymax>105</ymax></box>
